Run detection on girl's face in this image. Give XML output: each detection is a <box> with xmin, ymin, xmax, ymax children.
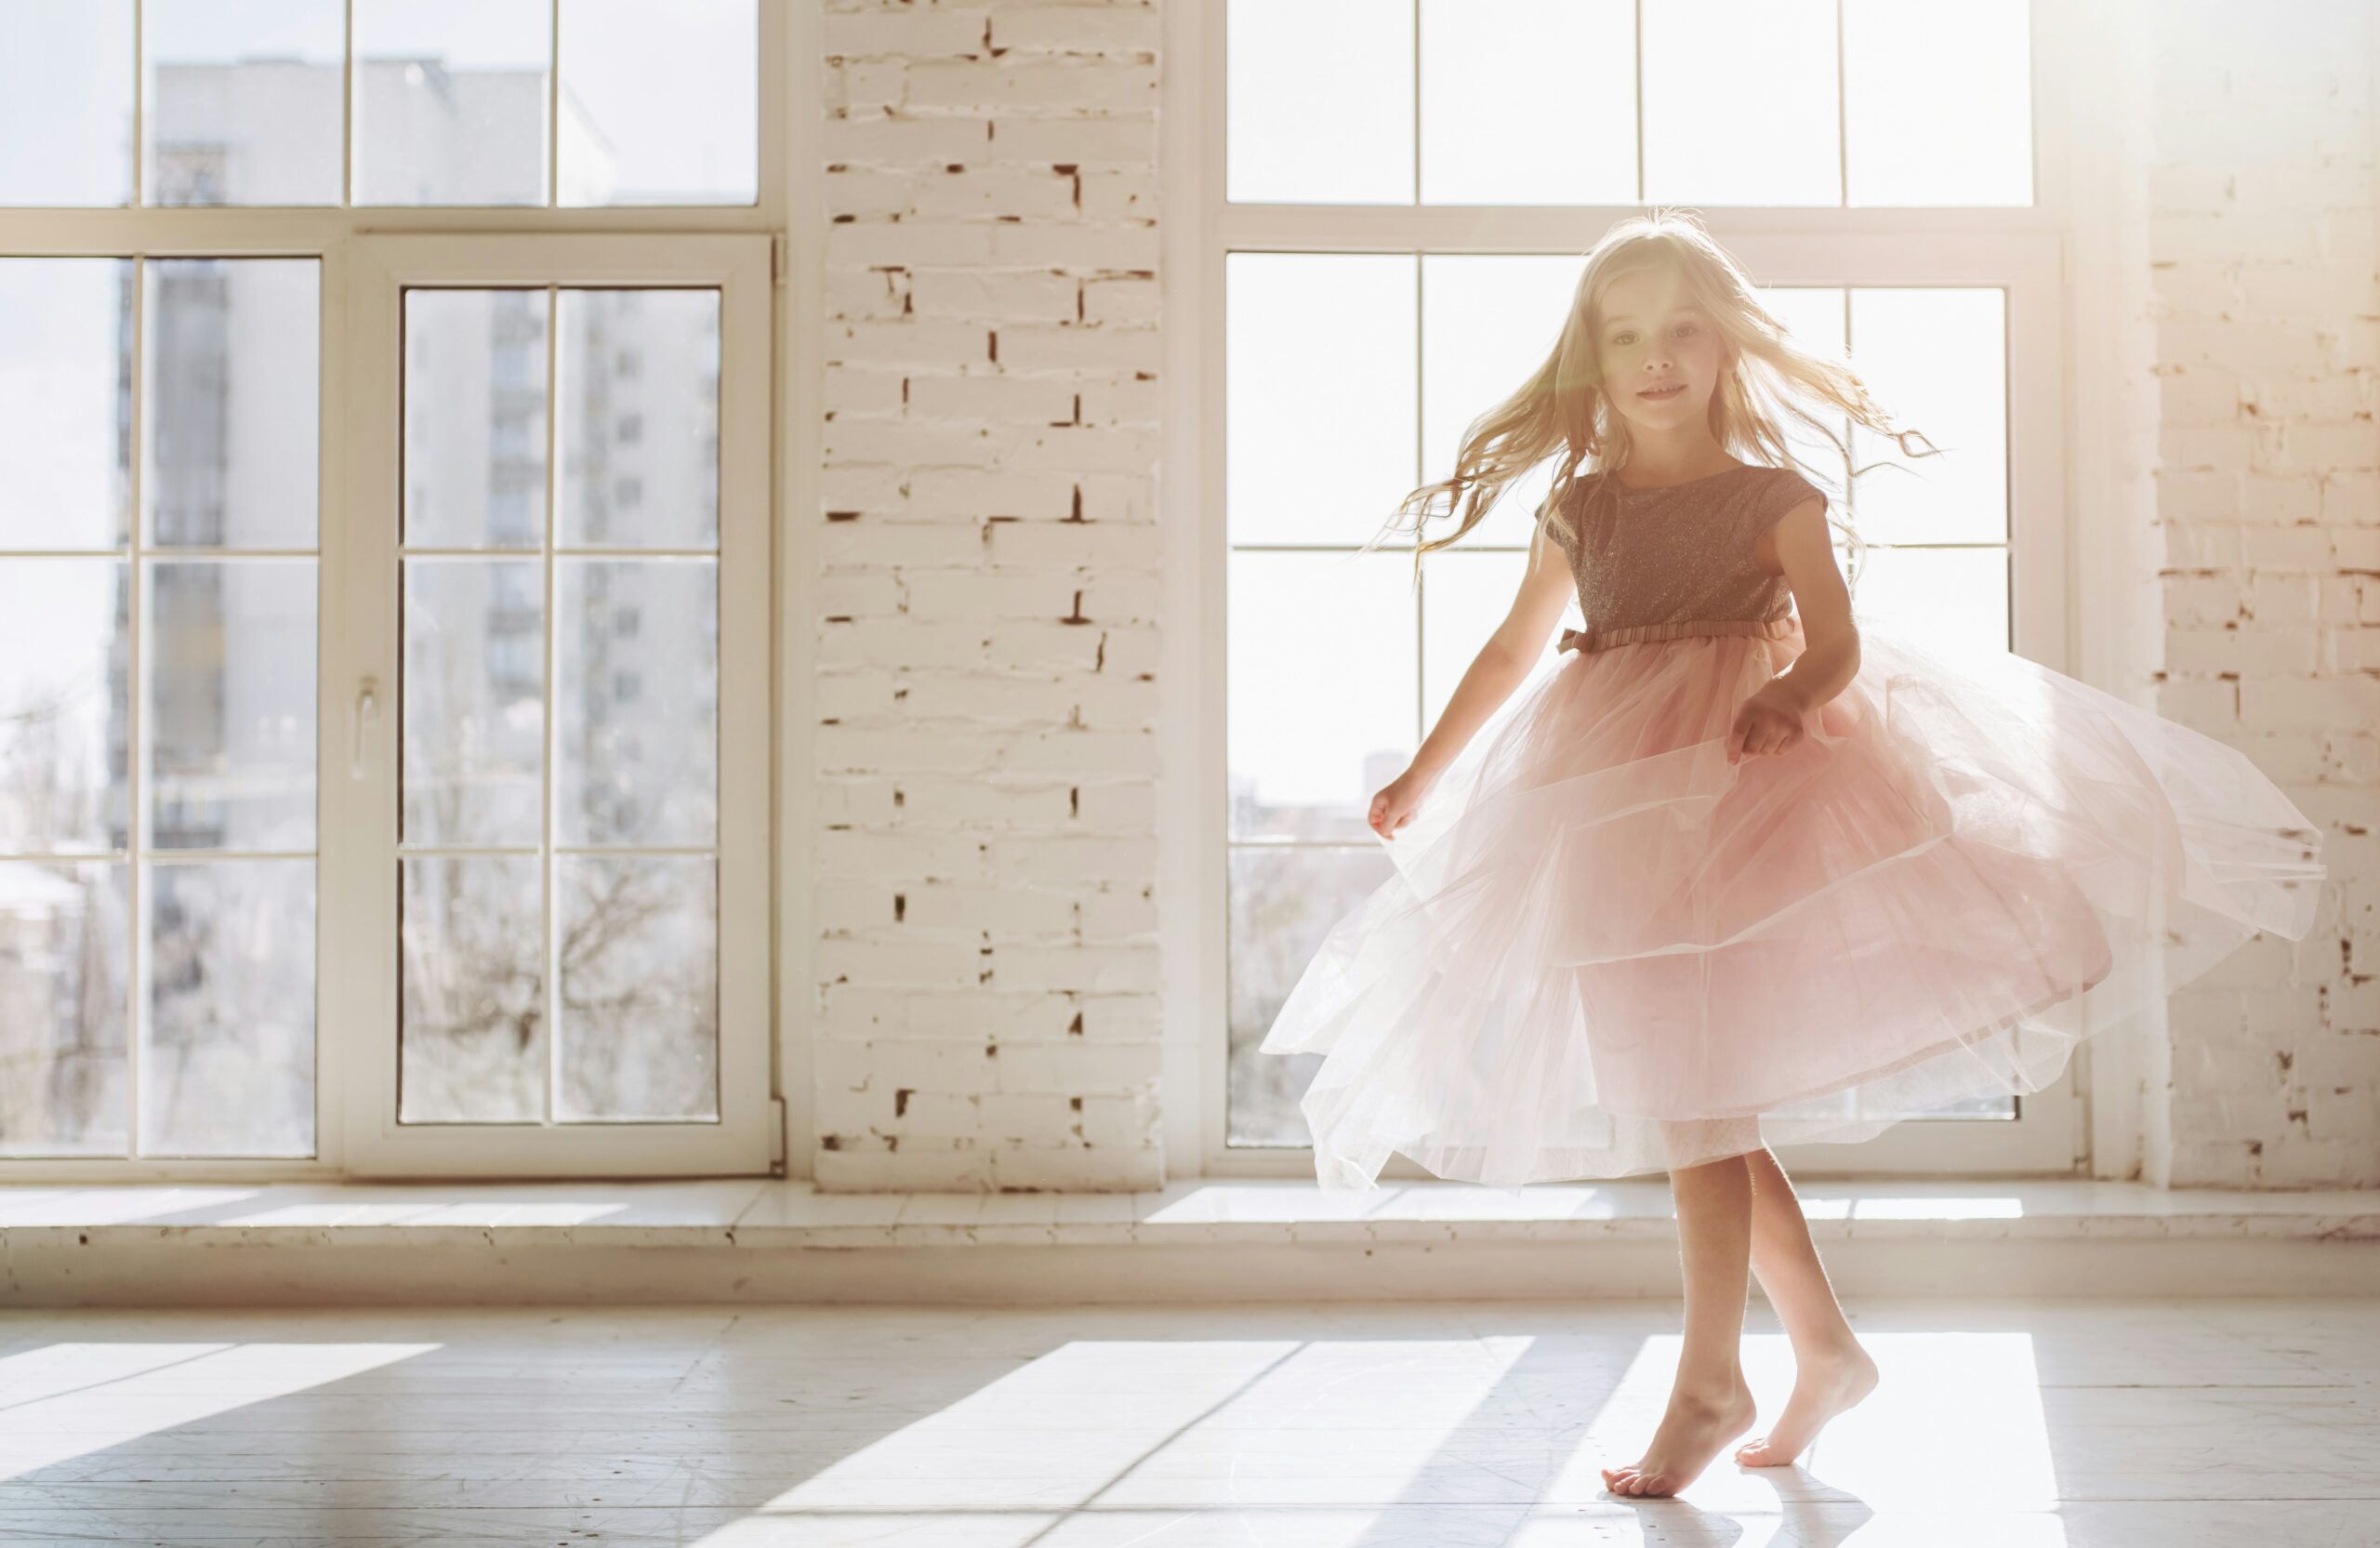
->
<box><xmin>1594</xmin><ymin>269</ymin><xmax>1726</xmax><ymax>430</ymax></box>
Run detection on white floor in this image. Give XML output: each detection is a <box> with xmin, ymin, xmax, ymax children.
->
<box><xmin>1</xmin><ymin>1298</ymin><xmax>2372</xmax><ymax>1544</ymax></box>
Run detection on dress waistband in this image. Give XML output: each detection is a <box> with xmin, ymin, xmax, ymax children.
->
<box><xmin>1557</xmin><ymin>615</ymin><xmax>1799</xmax><ymax>654</ymax></box>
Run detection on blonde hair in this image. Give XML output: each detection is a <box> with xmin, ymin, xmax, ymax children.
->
<box><xmin>1371</xmin><ymin>209</ymin><xmax>1940</xmax><ymax>588</ymax></box>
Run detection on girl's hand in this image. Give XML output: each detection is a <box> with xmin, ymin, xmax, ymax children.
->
<box><xmin>1368</xmin><ymin>768</ymin><xmax>1436</xmax><ymax>841</ymax></box>
<box><xmin>1728</xmin><ymin>681</ymin><xmax>1809</xmax><ymax>764</ymax></box>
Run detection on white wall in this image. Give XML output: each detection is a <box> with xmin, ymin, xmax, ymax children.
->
<box><xmin>2143</xmin><ymin>0</ymin><xmax>2378</xmax><ymax>1186</ymax></box>
<box><xmin>812</xmin><ymin>0</ymin><xmax>1165</xmax><ymax>1189</ymax></box>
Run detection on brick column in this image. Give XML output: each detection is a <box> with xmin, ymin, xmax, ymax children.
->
<box><xmin>812</xmin><ymin>1</ymin><xmax>1165</xmax><ymax>1190</ymax></box>
<box><xmin>2147</xmin><ymin>0</ymin><xmax>2379</xmax><ymax>1185</ymax></box>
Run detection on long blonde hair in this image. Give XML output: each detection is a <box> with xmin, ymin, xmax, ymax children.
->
<box><xmin>1372</xmin><ymin>209</ymin><xmax>1939</xmax><ymax>586</ymax></box>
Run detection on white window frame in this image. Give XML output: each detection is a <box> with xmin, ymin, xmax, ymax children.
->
<box><xmin>338</xmin><ymin>232</ymin><xmax>774</xmax><ymax>1178</ymax></box>
<box><xmin>1166</xmin><ymin>0</ymin><xmax>2105</xmax><ymax>1182</ymax></box>
<box><xmin>0</xmin><ymin>1</ymin><xmax>790</xmax><ymax>1182</ymax></box>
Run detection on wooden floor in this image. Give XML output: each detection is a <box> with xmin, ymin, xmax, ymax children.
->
<box><xmin>1</xmin><ymin>1298</ymin><xmax>2372</xmax><ymax>1544</ymax></box>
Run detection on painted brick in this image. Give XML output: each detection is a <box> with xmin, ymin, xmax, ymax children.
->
<box><xmin>2137</xmin><ymin>3</ymin><xmax>2369</xmax><ymax>1185</ymax></box>
<box><xmin>819</xmin><ymin>10</ymin><xmax>1163</xmax><ymax>1191</ymax></box>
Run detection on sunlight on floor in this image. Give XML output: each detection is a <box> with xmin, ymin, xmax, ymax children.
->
<box><xmin>685</xmin><ymin>1328</ymin><xmax>2059</xmax><ymax>1545</ymax></box>
<box><xmin>0</xmin><ymin>1342</ymin><xmax>439</xmax><ymax>1480</ymax></box>
<box><xmin>1</xmin><ymin>1301</ymin><xmax>2363</xmax><ymax>1544</ymax></box>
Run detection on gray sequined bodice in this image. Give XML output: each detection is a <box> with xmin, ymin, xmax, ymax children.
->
<box><xmin>1547</xmin><ymin>463</ymin><xmax>1824</xmax><ymax>653</ymax></box>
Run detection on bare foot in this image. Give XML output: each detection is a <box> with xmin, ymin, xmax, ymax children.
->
<box><xmin>1600</xmin><ymin>1371</ymin><xmax>1757</xmax><ymax>1499</ymax></box>
<box><xmin>1734</xmin><ymin>1341</ymin><xmax>1879</xmax><ymax>1467</ymax></box>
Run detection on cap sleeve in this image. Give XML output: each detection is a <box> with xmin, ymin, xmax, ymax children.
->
<box><xmin>1545</xmin><ymin>470</ymin><xmax>1598</xmax><ymax>555</ymax></box>
<box><xmin>1750</xmin><ymin>467</ymin><xmax>1827</xmax><ymax>535</ymax></box>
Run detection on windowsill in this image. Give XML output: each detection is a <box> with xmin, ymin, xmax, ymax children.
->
<box><xmin>7</xmin><ymin>1178</ymin><xmax>2373</xmax><ymax>1306</ymax></box>
<box><xmin>3</xmin><ymin>1175</ymin><xmax>2373</xmax><ymax>1247</ymax></box>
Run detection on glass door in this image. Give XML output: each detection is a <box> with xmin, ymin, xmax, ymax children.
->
<box><xmin>338</xmin><ymin>233</ymin><xmax>771</xmax><ymax>1175</ymax></box>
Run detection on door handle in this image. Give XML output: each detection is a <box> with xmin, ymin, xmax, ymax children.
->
<box><xmin>350</xmin><ymin>676</ymin><xmax>380</xmax><ymax>779</ymax></box>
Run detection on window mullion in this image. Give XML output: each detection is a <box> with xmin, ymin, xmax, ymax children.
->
<box><xmin>126</xmin><ymin>255</ymin><xmax>146</xmax><ymax>1157</ymax></box>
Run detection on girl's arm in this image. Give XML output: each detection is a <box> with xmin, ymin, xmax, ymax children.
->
<box><xmin>1730</xmin><ymin>496</ymin><xmax>1860</xmax><ymax>762</ymax></box>
<box><xmin>1403</xmin><ymin>516</ymin><xmax>1575</xmax><ymax>786</ymax></box>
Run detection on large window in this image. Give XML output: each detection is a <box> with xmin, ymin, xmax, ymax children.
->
<box><xmin>1210</xmin><ymin>0</ymin><xmax>2079</xmax><ymax>1176</ymax></box>
<box><xmin>1</xmin><ymin>0</ymin><xmax>758</xmax><ymax>209</ymax></box>
<box><xmin>0</xmin><ymin>3</ymin><xmax>775</xmax><ymax>1179</ymax></box>
<box><xmin>0</xmin><ymin>255</ymin><xmax>322</xmax><ymax>1158</ymax></box>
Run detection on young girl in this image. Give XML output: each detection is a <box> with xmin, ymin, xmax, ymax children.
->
<box><xmin>1257</xmin><ymin>212</ymin><xmax>2327</xmax><ymax>1498</ymax></box>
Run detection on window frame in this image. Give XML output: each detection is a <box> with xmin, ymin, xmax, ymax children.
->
<box><xmin>338</xmin><ymin>232</ymin><xmax>774</xmax><ymax>1179</ymax></box>
<box><xmin>1177</xmin><ymin>0</ymin><xmax>2099</xmax><ymax>1183</ymax></box>
<box><xmin>0</xmin><ymin>1</ymin><xmax>787</xmax><ymax>1183</ymax></box>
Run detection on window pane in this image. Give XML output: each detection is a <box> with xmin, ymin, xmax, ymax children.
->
<box><xmin>1228</xmin><ymin>549</ymin><xmax>1418</xmax><ymax>842</ymax></box>
<box><xmin>0</xmin><ymin>0</ymin><xmax>133</xmax><ymax>205</ymax></box>
<box><xmin>1227</xmin><ymin>0</ymin><xmax>1410</xmax><ymax>205</ymax></box>
<box><xmin>1848</xmin><ymin>288</ymin><xmax>2007</xmax><ymax>545</ymax></box>
<box><xmin>147</xmin><ymin>559</ymin><xmax>318</xmax><ymax>853</ymax></box>
<box><xmin>1421</xmin><ymin>549</ymin><xmax>1569</xmax><ymax>731</ymax></box>
<box><xmin>1849</xmin><ymin>545</ymin><xmax>2010</xmax><ymax>657</ymax></box>
<box><xmin>1845</xmin><ymin>0</ymin><xmax>2033</xmax><ymax>206</ymax></box>
<box><xmin>143</xmin><ymin>857</ymin><xmax>314</xmax><ymax>1156</ymax></box>
<box><xmin>144</xmin><ymin>259</ymin><xmax>321</xmax><ymax>549</ymax></box>
<box><xmin>1227</xmin><ymin>253</ymin><xmax>1416</xmax><ymax>546</ymax></box>
<box><xmin>401</xmin><ymin>854</ymin><xmax>544</xmax><ymax>1123</ymax></box>
<box><xmin>559</xmin><ymin>0</ymin><xmax>756</xmax><ymax>207</ymax></box>
<box><xmin>1226</xmin><ymin>844</ymin><xmax>1392</xmax><ymax>1146</ymax></box>
<box><xmin>1643</xmin><ymin>0</ymin><xmax>1839</xmax><ymax>206</ymax></box>
<box><xmin>403</xmin><ymin>558</ymin><xmax>546</xmax><ymax>849</ymax></box>
<box><xmin>354</xmin><ymin>0</ymin><xmax>551</xmax><ymax>206</ymax></box>
<box><xmin>558</xmin><ymin>290</ymin><xmax>721</xmax><ymax>549</ymax></box>
<box><xmin>0</xmin><ymin>259</ymin><xmax>132</xmax><ymax>550</ymax></box>
<box><xmin>405</xmin><ymin>289</ymin><xmax>550</xmax><ymax>549</ymax></box>
<box><xmin>1420</xmin><ymin>0</ymin><xmax>1634</xmax><ymax>205</ymax></box>
<box><xmin>557</xmin><ymin>558</ymin><xmax>718</xmax><ymax>847</ymax></box>
<box><xmin>143</xmin><ymin>0</ymin><xmax>345</xmax><ymax>206</ymax></box>
<box><xmin>0</xmin><ymin>862</ymin><xmax>129</xmax><ymax>1156</ymax></box>
<box><xmin>557</xmin><ymin>854</ymin><xmax>717</xmax><ymax>1120</ymax></box>
<box><xmin>1420</xmin><ymin>255</ymin><xmax>1587</xmax><ymax>549</ymax></box>
<box><xmin>0</xmin><ymin>560</ymin><xmax>126</xmax><ymax>855</ymax></box>
<box><xmin>1758</xmin><ymin>286</ymin><xmax>1854</xmax><ymax>493</ymax></box>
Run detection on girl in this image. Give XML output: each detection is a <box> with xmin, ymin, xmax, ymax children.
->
<box><xmin>1257</xmin><ymin>212</ymin><xmax>2326</xmax><ymax>1498</ymax></box>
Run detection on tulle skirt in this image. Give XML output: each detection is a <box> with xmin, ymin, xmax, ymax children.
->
<box><xmin>1257</xmin><ymin>613</ymin><xmax>2327</xmax><ymax>1193</ymax></box>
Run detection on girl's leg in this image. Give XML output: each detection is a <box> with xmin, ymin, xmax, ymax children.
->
<box><xmin>1733</xmin><ymin>1144</ymin><xmax>1880</xmax><ymax>1466</ymax></box>
<box><xmin>1599</xmin><ymin>1144</ymin><xmax>1760</xmax><ymax>1499</ymax></box>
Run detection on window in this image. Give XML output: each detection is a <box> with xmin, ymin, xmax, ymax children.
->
<box><xmin>0</xmin><ymin>4</ymin><xmax>776</xmax><ymax>1179</ymax></box>
<box><xmin>0</xmin><ymin>0</ymin><xmax>760</xmax><ymax>210</ymax></box>
<box><xmin>1209</xmin><ymin>0</ymin><xmax>2077</xmax><ymax>1178</ymax></box>
<box><xmin>0</xmin><ymin>256</ymin><xmax>321</xmax><ymax>1158</ymax></box>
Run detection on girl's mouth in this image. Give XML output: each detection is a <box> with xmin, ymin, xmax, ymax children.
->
<box><xmin>1639</xmin><ymin>383</ymin><xmax>1686</xmax><ymax>400</ymax></box>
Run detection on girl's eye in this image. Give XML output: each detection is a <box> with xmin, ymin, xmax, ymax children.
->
<box><xmin>1608</xmin><ymin>324</ymin><xmax>1699</xmax><ymax>346</ymax></box>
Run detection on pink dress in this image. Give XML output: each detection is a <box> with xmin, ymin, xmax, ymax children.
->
<box><xmin>1258</xmin><ymin>462</ymin><xmax>2326</xmax><ymax>1192</ymax></box>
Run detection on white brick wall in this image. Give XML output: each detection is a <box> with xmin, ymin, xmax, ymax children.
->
<box><xmin>814</xmin><ymin>0</ymin><xmax>1163</xmax><ymax>1191</ymax></box>
<box><xmin>804</xmin><ymin>0</ymin><xmax>2375</xmax><ymax>1192</ymax></box>
<box><xmin>2147</xmin><ymin>0</ymin><xmax>2379</xmax><ymax>1185</ymax></box>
